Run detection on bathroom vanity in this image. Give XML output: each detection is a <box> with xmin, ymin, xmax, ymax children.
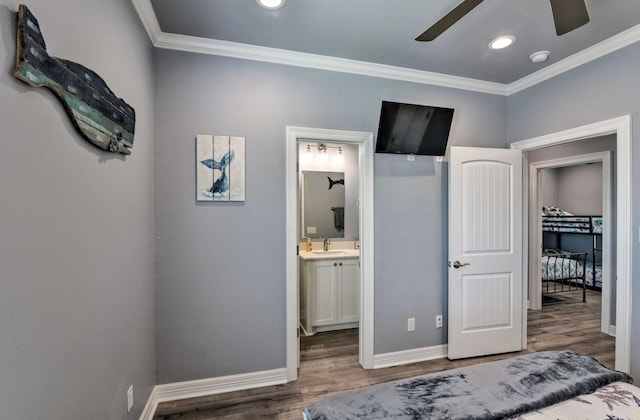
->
<box><xmin>299</xmin><ymin>249</ymin><xmax>360</xmax><ymax>335</ymax></box>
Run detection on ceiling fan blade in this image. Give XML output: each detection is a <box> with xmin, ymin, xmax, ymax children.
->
<box><xmin>549</xmin><ymin>0</ymin><xmax>590</xmax><ymax>36</ymax></box>
<box><xmin>415</xmin><ymin>0</ymin><xmax>483</xmax><ymax>42</ymax></box>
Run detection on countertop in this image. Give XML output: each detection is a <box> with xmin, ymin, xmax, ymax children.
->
<box><xmin>299</xmin><ymin>249</ymin><xmax>360</xmax><ymax>261</ymax></box>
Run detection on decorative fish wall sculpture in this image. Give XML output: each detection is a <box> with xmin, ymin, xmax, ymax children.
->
<box><xmin>13</xmin><ymin>4</ymin><xmax>136</xmax><ymax>155</ymax></box>
<box><xmin>327</xmin><ymin>176</ymin><xmax>344</xmax><ymax>190</ymax></box>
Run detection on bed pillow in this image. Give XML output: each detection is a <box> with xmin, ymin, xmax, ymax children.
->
<box><xmin>542</xmin><ymin>206</ymin><xmax>574</xmax><ymax>216</ymax></box>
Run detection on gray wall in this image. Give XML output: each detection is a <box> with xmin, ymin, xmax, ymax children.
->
<box><xmin>153</xmin><ymin>49</ymin><xmax>507</xmax><ymax>383</ymax></box>
<box><xmin>527</xmin><ymin>135</ymin><xmax>617</xmax><ymax>215</ymax></box>
<box><xmin>554</xmin><ymin>163</ymin><xmax>604</xmax><ymax>260</ymax></box>
<box><xmin>0</xmin><ymin>1</ymin><xmax>155</xmax><ymax>419</ymax></box>
<box><xmin>540</xmin><ymin>168</ymin><xmax>559</xmax><ymax>207</ymax></box>
<box><xmin>508</xmin><ymin>44</ymin><xmax>639</xmax><ymax>378</ymax></box>
<box><xmin>556</xmin><ymin>163</ymin><xmax>603</xmax><ymax>215</ymax></box>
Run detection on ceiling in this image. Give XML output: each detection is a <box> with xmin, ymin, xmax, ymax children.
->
<box><xmin>139</xmin><ymin>0</ymin><xmax>640</xmax><ymax>93</ymax></box>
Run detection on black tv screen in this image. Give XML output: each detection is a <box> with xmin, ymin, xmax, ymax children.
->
<box><xmin>376</xmin><ymin>101</ymin><xmax>454</xmax><ymax>156</ymax></box>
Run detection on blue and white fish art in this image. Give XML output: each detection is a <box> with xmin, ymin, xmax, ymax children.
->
<box><xmin>201</xmin><ymin>150</ymin><xmax>235</xmax><ymax>195</ymax></box>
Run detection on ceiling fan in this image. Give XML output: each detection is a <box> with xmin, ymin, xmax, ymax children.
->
<box><xmin>416</xmin><ymin>0</ymin><xmax>590</xmax><ymax>42</ymax></box>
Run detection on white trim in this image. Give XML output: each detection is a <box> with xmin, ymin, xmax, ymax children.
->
<box><xmin>373</xmin><ymin>345</ymin><xmax>448</xmax><ymax>370</ymax></box>
<box><xmin>162</xmin><ymin>368</ymin><xmax>286</xmax><ymax>403</ymax></box>
<box><xmin>507</xmin><ymin>25</ymin><xmax>640</xmax><ymax>95</ymax></box>
<box><xmin>511</xmin><ymin>115</ymin><xmax>632</xmax><ymax>374</ymax></box>
<box><xmin>132</xmin><ymin>0</ymin><xmax>640</xmax><ymax>96</ymax></box>
<box><xmin>138</xmin><ymin>369</ymin><xmax>288</xmax><ymax>419</ymax></box>
<box><xmin>131</xmin><ymin>0</ymin><xmax>162</xmax><ymax>45</ymax></box>
<box><xmin>152</xmin><ymin>32</ymin><xmax>506</xmax><ymax>96</ymax></box>
<box><xmin>286</xmin><ymin>126</ymin><xmax>375</xmax><ymax>382</ymax></box>
<box><xmin>527</xmin><ymin>151</ymin><xmax>613</xmax><ymax>336</ymax></box>
<box><xmin>521</xmin><ymin>152</ymin><xmax>529</xmax><ymax>350</ymax></box>
<box><xmin>138</xmin><ymin>388</ymin><xmax>159</xmax><ymax>420</ymax></box>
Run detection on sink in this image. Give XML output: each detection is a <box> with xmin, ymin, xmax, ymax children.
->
<box><xmin>311</xmin><ymin>250</ymin><xmax>346</xmax><ymax>255</ymax></box>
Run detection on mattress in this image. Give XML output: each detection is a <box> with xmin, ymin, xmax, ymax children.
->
<box><xmin>541</xmin><ymin>254</ymin><xmax>602</xmax><ymax>289</ymax></box>
<box><xmin>541</xmin><ymin>215</ymin><xmax>603</xmax><ymax>234</ymax></box>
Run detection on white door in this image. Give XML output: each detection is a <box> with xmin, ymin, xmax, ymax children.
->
<box><xmin>448</xmin><ymin>146</ymin><xmax>525</xmax><ymax>359</ymax></box>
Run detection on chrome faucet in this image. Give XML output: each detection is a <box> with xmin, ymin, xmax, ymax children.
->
<box><xmin>323</xmin><ymin>238</ymin><xmax>330</xmax><ymax>251</ymax></box>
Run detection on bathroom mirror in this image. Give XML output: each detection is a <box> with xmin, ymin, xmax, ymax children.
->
<box><xmin>301</xmin><ymin>171</ymin><xmax>345</xmax><ymax>239</ymax></box>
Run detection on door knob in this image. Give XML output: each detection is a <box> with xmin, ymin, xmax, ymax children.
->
<box><xmin>452</xmin><ymin>260</ymin><xmax>470</xmax><ymax>269</ymax></box>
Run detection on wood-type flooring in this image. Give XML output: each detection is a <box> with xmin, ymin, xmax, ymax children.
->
<box><xmin>153</xmin><ymin>289</ymin><xmax>614</xmax><ymax>419</ymax></box>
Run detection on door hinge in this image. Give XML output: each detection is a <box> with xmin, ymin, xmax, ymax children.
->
<box><xmin>296</xmin><ymin>245</ymin><xmax>299</xmax><ymax>255</ymax></box>
<box><xmin>297</xmin><ymin>327</ymin><xmax>300</xmax><ymax>338</ymax></box>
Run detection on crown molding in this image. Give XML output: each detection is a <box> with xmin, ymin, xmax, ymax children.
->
<box><xmin>507</xmin><ymin>24</ymin><xmax>640</xmax><ymax>95</ymax></box>
<box><xmin>131</xmin><ymin>0</ymin><xmax>162</xmax><ymax>45</ymax></box>
<box><xmin>130</xmin><ymin>0</ymin><xmax>505</xmax><ymax>95</ymax></box>
<box><xmin>153</xmin><ymin>32</ymin><xmax>507</xmax><ymax>95</ymax></box>
<box><xmin>132</xmin><ymin>0</ymin><xmax>640</xmax><ymax>97</ymax></box>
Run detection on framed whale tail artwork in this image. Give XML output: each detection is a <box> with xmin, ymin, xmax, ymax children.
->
<box><xmin>196</xmin><ymin>134</ymin><xmax>246</xmax><ymax>202</ymax></box>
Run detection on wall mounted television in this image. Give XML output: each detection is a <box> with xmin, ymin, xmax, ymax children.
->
<box><xmin>375</xmin><ymin>101</ymin><xmax>454</xmax><ymax>156</ymax></box>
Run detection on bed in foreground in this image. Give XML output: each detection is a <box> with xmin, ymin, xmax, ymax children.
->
<box><xmin>303</xmin><ymin>351</ymin><xmax>637</xmax><ymax>419</ymax></box>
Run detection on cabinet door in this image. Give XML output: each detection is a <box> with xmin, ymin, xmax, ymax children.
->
<box><xmin>312</xmin><ymin>261</ymin><xmax>338</xmax><ymax>326</ymax></box>
<box><xmin>338</xmin><ymin>259</ymin><xmax>360</xmax><ymax>323</ymax></box>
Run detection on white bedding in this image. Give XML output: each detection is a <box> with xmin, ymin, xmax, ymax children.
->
<box><xmin>518</xmin><ymin>381</ymin><xmax>640</xmax><ymax>419</ymax></box>
<box><xmin>542</xmin><ymin>253</ymin><xmax>602</xmax><ymax>288</ymax></box>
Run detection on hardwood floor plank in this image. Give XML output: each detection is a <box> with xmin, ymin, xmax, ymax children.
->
<box><xmin>153</xmin><ymin>289</ymin><xmax>613</xmax><ymax>419</ymax></box>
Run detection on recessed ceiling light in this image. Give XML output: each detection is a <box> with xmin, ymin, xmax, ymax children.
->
<box><xmin>257</xmin><ymin>0</ymin><xmax>286</xmax><ymax>9</ymax></box>
<box><xmin>489</xmin><ymin>35</ymin><xmax>516</xmax><ymax>50</ymax></box>
<box><xmin>529</xmin><ymin>50</ymin><xmax>550</xmax><ymax>63</ymax></box>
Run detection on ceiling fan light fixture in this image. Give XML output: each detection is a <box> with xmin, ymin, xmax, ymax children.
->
<box><xmin>489</xmin><ymin>35</ymin><xmax>516</xmax><ymax>50</ymax></box>
<box><xmin>529</xmin><ymin>50</ymin><xmax>550</xmax><ymax>63</ymax></box>
<box><xmin>256</xmin><ymin>0</ymin><xmax>286</xmax><ymax>9</ymax></box>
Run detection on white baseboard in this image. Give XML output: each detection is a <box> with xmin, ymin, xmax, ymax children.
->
<box><xmin>139</xmin><ymin>391</ymin><xmax>159</xmax><ymax>420</ymax></box>
<box><xmin>608</xmin><ymin>324</ymin><xmax>616</xmax><ymax>337</ymax></box>
<box><xmin>138</xmin><ymin>368</ymin><xmax>288</xmax><ymax>420</ymax></box>
<box><xmin>373</xmin><ymin>344</ymin><xmax>448</xmax><ymax>369</ymax></box>
<box><xmin>140</xmin><ymin>347</ymin><xmax>448</xmax><ymax>418</ymax></box>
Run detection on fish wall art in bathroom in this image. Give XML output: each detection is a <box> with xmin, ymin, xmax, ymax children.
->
<box><xmin>13</xmin><ymin>4</ymin><xmax>135</xmax><ymax>155</ymax></box>
<box><xmin>196</xmin><ymin>134</ymin><xmax>246</xmax><ymax>202</ymax></box>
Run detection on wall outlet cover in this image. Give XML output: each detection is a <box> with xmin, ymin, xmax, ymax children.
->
<box><xmin>407</xmin><ymin>317</ymin><xmax>415</xmax><ymax>332</ymax></box>
<box><xmin>127</xmin><ymin>385</ymin><xmax>134</xmax><ymax>412</ymax></box>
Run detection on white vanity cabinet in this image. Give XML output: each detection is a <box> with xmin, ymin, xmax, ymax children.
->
<box><xmin>299</xmin><ymin>253</ymin><xmax>359</xmax><ymax>335</ymax></box>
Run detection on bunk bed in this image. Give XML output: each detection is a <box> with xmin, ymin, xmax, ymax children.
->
<box><xmin>541</xmin><ymin>207</ymin><xmax>603</xmax><ymax>302</ymax></box>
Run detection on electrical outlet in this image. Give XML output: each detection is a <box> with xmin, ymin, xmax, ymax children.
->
<box><xmin>127</xmin><ymin>385</ymin><xmax>134</xmax><ymax>413</ymax></box>
<box><xmin>436</xmin><ymin>315</ymin><xmax>443</xmax><ymax>328</ymax></box>
<box><xmin>407</xmin><ymin>317</ymin><xmax>415</xmax><ymax>332</ymax></box>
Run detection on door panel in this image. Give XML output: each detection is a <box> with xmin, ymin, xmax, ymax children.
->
<box><xmin>449</xmin><ymin>146</ymin><xmax>524</xmax><ymax>359</ymax></box>
<box><xmin>338</xmin><ymin>260</ymin><xmax>360</xmax><ymax>323</ymax></box>
<box><xmin>462</xmin><ymin>161</ymin><xmax>512</xmax><ymax>254</ymax></box>
<box><xmin>461</xmin><ymin>273</ymin><xmax>512</xmax><ymax>330</ymax></box>
<box><xmin>312</xmin><ymin>262</ymin><xmax>338</xmax><ymax>326</ymax></box>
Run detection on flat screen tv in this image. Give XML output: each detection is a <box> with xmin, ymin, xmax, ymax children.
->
<box><xmin>376</xmin><ymin>101</ymin><xmax>454</xmax><ymax>156</ymax></box>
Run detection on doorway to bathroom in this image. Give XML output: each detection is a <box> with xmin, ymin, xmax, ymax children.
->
<box><xmin>285</xmin><ymin>126</ymin><xmax>374</xmax><ymax>382</ymax></box>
